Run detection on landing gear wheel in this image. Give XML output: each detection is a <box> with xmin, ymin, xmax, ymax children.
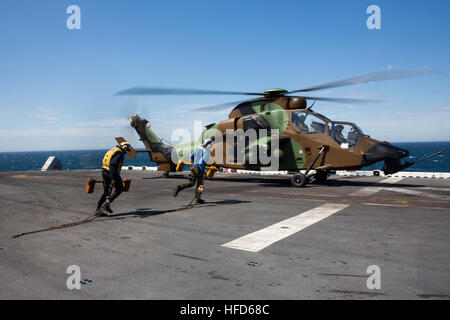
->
<box><xmin>291</xmin><ymin>173</ymin><xmax>308</xmax><ymax>187</ymax></box>
<box><xmin>163</xmin><ymin>171</ymin><xmax>169</xmax><ymax>178</ymax></box>
<box><xmin>314</xmin><ymin>170</ymin><xmax>329</xmax><ymax>184</ymax></box>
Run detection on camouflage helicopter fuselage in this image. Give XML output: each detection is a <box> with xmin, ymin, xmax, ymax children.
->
<box><xmin>130</xmin><ymin>94</ymin><xmax>410</xmax><ymax>181</ymax></box>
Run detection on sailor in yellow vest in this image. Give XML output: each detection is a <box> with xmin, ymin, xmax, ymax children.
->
<box><xmin>96</xmin><ymin>141</ymin><xmax>135</xmax><ymax>215</ymax></box>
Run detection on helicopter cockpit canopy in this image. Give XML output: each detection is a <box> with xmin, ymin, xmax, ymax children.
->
<box><xmin>291</xmin><ymin>111</ymin><xmax>327</xmax><ymax>135</ymax></box>
<box><xmin>291</xmin><ymin>110</ymin><xmax>367</xmax><ymax>149</ymax></box>
<box><xmin>328</xmin><ymin>122</ymin><xmax>365</xmax><ymax>149</ymax></box>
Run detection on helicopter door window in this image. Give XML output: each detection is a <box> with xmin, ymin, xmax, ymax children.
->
<box><xmin>292</xmin><ymin>111</ymin><xmax>326</xmax><ymax>135</ymax></box>
<box><xmin>329</xmin><ymin>123</ymin><xmax>361</xmax><ymax>148</ymax></box>
<box><xmin>242</xmin><ymin>114</ymin><xmax>270</xmax><ymax>131</ymax></box>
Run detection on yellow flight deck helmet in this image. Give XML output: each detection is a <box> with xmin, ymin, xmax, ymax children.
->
<box><xmin>120</xmin><ymin>141</ymin><xmax>136</xmax><ymax>159</ymax></box>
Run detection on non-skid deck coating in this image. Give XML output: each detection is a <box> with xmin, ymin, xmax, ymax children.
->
<box><xmin>0</xmin><ymin>170</ymin><xmax>449</xmax><ymax>299</ymax></box>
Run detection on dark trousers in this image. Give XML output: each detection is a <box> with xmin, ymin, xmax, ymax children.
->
<box><xmin>97</xmin><ymin>169</ymin><xmax>123</xmax><ymax>210</ymax></box>
<box><xmin>178</xmin><ymin>166</ymin><xmax>204</xmax><ymax>193</ymax></box>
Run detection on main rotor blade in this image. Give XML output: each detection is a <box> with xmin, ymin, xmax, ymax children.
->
<box><xmin>192</xmin><ymin>95</ymin><xmax>380</xmax><ymax>111</ymax></box>
<box><xmin>288</xmin><ymin>69</ymin><xmax>437</xmax><ymax>94</ymax></box>
<box><xmin>116</xmin><ymin>87</ymin><xmax>264</xmax><ymax>96</ymax></box>
<box><xmin>192</xmin><ymin>99</ymin><xmax>255</xmax><ymax>111</ymax></box>
<box><xmin>298</xmin><ymin>96</ymin><xmax>383</xmax><ymax>104</ymax></box>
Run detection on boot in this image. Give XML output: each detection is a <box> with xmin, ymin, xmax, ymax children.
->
<box><xmin>101</xmin><ymin>201</ymin><xmax>113</xmax><ymax>214</ymax></box>
<box><xmin>173</xmin><ymin>185</ymin><xmax>182</xmax><ymax>197</ymax></box>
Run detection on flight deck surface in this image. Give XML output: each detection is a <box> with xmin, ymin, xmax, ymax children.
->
<box><xmin>0</xmin><ymin>170</ymin><xmax>449</xmax><ymax>299</ymax></box>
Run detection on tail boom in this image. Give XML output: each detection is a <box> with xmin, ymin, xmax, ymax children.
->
<box><xmin>129</xmin><ymin>114</ymin><xmax>176</xmax><ymax>171</ymax></box>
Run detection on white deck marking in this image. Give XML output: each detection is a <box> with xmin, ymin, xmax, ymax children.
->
<box><xmin>351</xmin><ymin>186</ymin><xmax>383</xmax><ymax>196</ymax></box>
<box><xmin>362</xmin><ymin>202</ymin><xmax>408</xmax><ymax>208</ymax></box>
<box><xmin>380</xmin><ymin>177</ymin><xmax>404</xmax><ymax>184</ymax></box>
<box><xmin>248</xmin><ymin>190</ymin><xmax>340</xmax><ymax>197</ymax></box>
<box><xmin>351</xmin><ymin>177</ymin><xmax>403</xmax><ymax>196</ymax></box>
<box><xmin>222</xmin><ymin>203</ymin><xmax>349</xmax><ymax>252</ymax></box>
<box><xmin>383</xmin><ymin>187</ymin><xmax>450</xmax><ymax>201</ymax></box>
<box><xmin>418</xmin><ymin>187</ymin><xmax>450</xmax><ymax>192</ymax></box>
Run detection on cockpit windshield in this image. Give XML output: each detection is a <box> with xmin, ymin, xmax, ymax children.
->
<box><xmin>328</xmin><ymin>122</ymin><xmax>363</xmax><ymax>149</ymax></box>
<box><xmin>291</xmin><ymin>110</ymin><xmax>367</xmax><ymax>148</ymax></box>
<box><xmin>351</xmin><ymin>123</ymin><xmax>365</xmax><ymax>136</ymax></box>
<box><xmin>292</xmin><ymin>111</ymin><xmax>327</xmax><ymax>135</ymax></box>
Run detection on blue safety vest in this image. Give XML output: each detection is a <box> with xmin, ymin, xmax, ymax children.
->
<box><xmin>190</xmin><ymin>146</ymin><xmax>210</xmax><ymax>172</ymax></box>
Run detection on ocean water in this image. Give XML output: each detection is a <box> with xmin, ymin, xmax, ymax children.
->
<box><xmin>0</xmin><ymin>142</ymin><xmax>449</xmax><ymax>172</ymax></box>
<box><xmin>364</xmin><ymin>142</ymin><xmax>449</xmax><ymax>172</ymax></box>
<box><xmin>0</xmin><ymin>149</ymin><xmax>157</xmax><ymax>172</ymax></box>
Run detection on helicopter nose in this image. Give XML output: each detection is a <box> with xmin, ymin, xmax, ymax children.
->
<box><xmin>364</xmin><ymin>142</ymin><xmax>409</xmax><ymax>163</ymax></box>
<box><xmin>384</xmin><ymin>143</ymin><xmax>409</xmax><ymax>159</ymax></box>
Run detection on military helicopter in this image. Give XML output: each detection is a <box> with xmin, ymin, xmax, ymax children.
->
<box><xmin>117</xmin><ymin>69</ymin><xmax>442</xmax><ymax>187</ymax></box>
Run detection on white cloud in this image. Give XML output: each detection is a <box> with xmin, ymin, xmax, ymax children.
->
<box><xmin>0</xmin><ymin>127</ymin><xmax>116</xmax><ymax>137</ymax></box>
<box><xmin>0</xmin><ymin>118</ymin><xmax>130</xmax><ymax>138</ymax></box>
<box><xmin>435</xmin><ymin>106</ymin><xmax>450</xmax><ymax>111</ymax></box>
<box><xmin>34</xmin><ymin>106</ymin><xmax>56</xmax><ymax>122</ymax></box>
<box><xmin>0</xmin><ymin>129</ymin><xmax>50</xmax><ymax>137</ymax></box>
<box><xmin>76</xmin><ymin>118</ymin><xmax>130</xmax><ymax>127</ymax></box>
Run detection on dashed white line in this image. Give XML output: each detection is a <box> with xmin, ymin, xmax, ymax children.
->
<box><xmin>222</xmin><ymin>203</ymin><xmax>349</xmax><ymax>252</ymax></box>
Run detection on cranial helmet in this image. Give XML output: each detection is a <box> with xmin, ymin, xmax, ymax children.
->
<box><xmin>202</xmin><ymin>136</ymin><xmax>215</xmax><ymax>148</ymax></box>
<box><xmin>120</xmin><ymin>141</ymin><xmax>132</xmax><ymax>152</ymax></box>
<box><xmin>203</xmin><ymin>139</ymin><xmax>212</xmax><ymax>148</ymax></box>
<box><xmin>120</xmin><ymin>141</ymin><xmax>136</xmax><ymax>159</ymax></box>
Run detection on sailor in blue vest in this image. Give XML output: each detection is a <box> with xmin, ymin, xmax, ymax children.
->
<box><xmin>174</xmin><ymin>138</ymin><xmax>213</xmax><ymax>204</ymax></box>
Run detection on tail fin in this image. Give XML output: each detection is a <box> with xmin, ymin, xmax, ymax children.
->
<box><xmin>129</xmin><ymin>115</ymin><xmax>175</xmax><ymax>171</ymax></box>
<box><xmin>115</xmin><ymin>137</ymin><xmax>136</xmax><ymax>159</ymax></box>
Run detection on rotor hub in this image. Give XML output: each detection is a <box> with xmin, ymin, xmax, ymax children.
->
<box><xmin>263</xmin><ymin>88</ymin><xmax>288</xmax><ymax>97</ymax></box>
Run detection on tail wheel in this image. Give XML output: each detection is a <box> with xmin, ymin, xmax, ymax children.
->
<box><xmin>291</xmin><ymin>173</ymin><xmax>308</xmax><ymax>187</ymax></box>
<box><xmin>163</xmin><ymin>171</ymin><xmax>169</xmax><ymax>178</ymax></box>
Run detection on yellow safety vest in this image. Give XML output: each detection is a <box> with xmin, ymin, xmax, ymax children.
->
<box><xmin>102</xmin><ymin>147</ymin><xmax>124</xmax><ymax>172</ymax></box>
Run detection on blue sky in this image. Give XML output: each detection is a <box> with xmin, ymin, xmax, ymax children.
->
<box><xmin>0</xmin><ymin>0</ymin><xmax>449</xmax><ymax>151</ymax></box>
